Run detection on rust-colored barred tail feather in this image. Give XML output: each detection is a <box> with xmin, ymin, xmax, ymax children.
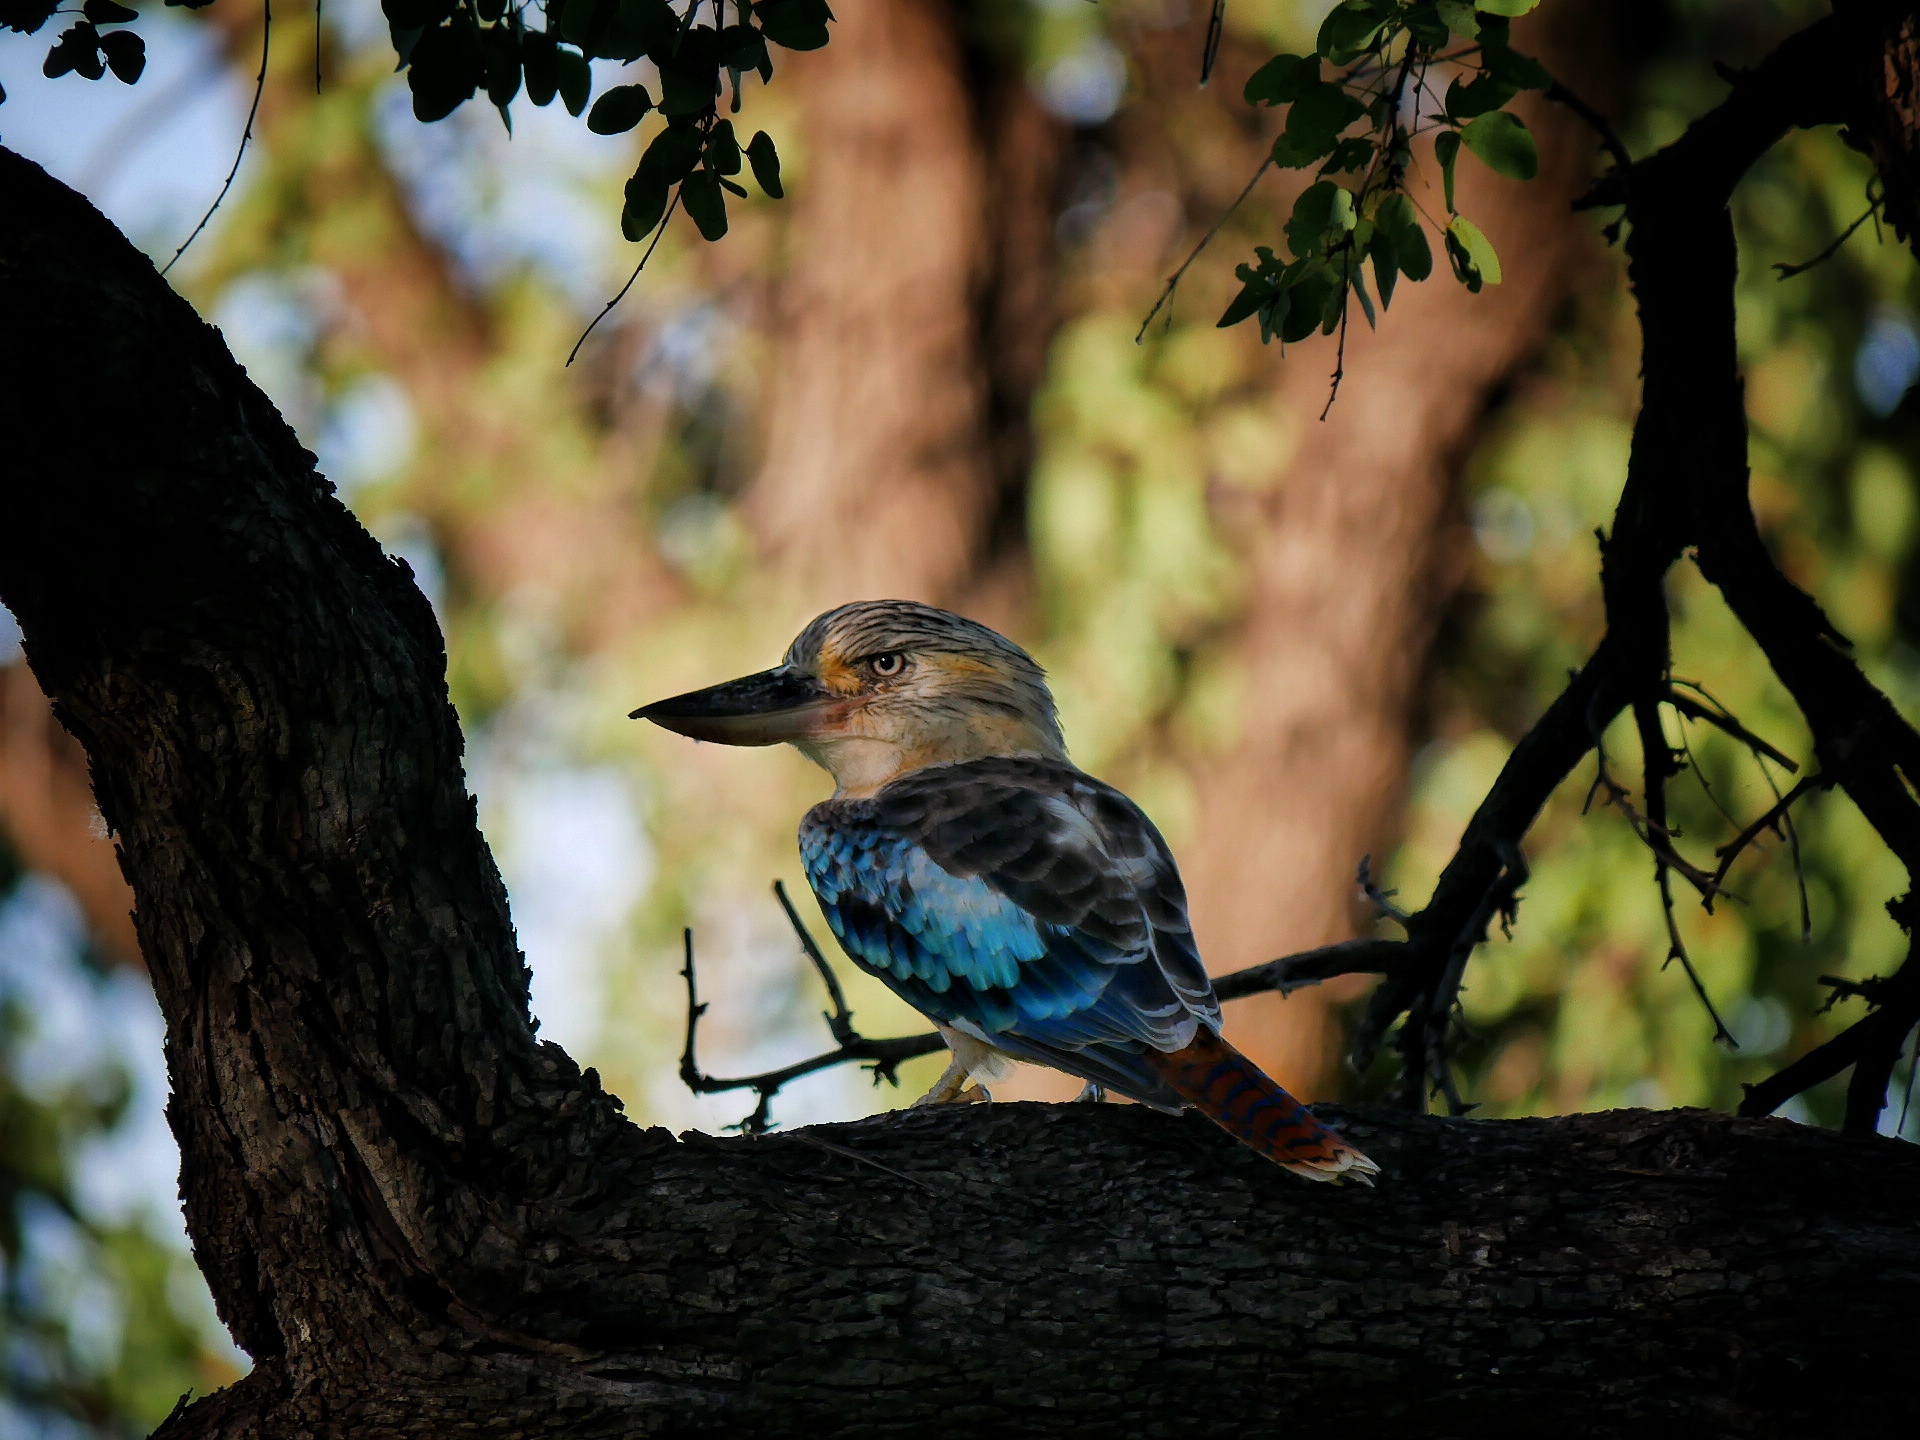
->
<box><xmin>1143</xmin><ymin>1026</ymin><xmax>1380</xmax><ymax>1184</ymax></box>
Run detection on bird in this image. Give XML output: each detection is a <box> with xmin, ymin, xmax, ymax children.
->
<box><xmin>632</xmin><ymin>600</ymin><xmax>1378</xmax><ymax>1184</ymax></box>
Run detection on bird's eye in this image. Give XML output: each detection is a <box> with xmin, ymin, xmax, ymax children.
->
<box><xmin>867</xmin><ymin>652</ymin><xmax>905</xmax><ymax>678</ymax></box>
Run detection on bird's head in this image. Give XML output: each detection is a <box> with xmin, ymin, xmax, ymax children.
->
<box><xmin>631</xmin><ymin>600</ymin><xmax>1065</xmax><ymax>794</ymax></box>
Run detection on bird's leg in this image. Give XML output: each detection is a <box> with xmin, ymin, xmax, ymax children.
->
<box><xmin>958</xmin><ymin>1084</ymin><xmax>993</xmax><ymax>1104</ymax></box>
<box><xmin>911</xmin><ymin>1056</ymin><xmax>973</xmax><ymax>1106</ymax></box>
<box><xmin>1072</xmin><ymin>1081</ymin><xmax>1105</xmax><ymax>1104</ymax></box>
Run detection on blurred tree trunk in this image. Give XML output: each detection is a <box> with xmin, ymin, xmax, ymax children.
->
<box><xmin>0</xmin><ymin>662</ymin><xmax>138</xmax><ymax>964</ymax></box>
<box><xmin>1154</xmin><ymin>5</ymin><xmax>1621</xmax><ymax>1093</ymax></box>
<box><xmin>741</xmin><ymin>0</ymin><xmax>1062</xmax><ymax>608</ymax></box>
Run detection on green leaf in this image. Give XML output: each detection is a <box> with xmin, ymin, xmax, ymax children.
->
<box><xmin>1285</xmin><ymin>180</ymin><xmax>1356</xmax><ymax>258</ymax></box>
<box><xmin>1434</xmin><ymin>0</ymin><xmax>1478</xmax><ymax>36</ymax></box>
<box><xmin>707</xmin><ymin>118</ymin><xmax>742</xmax><ymax>174</ymax></box>
<box><xmin>483</xmin><ymin>22</ymin><xmax>520</xmax><ymax>108</ymax></box>
<box><xmin>587</xmin><ymin>81</ymin><xmax>652</xmax><ymax>134</ymax></box>
<box><xmin>521</xmin><ymin>29</ymin><xmax>557</xmax><ymax>106</ymax></box>
<box><xmin>81</xmin><ymin>0</ymin><xmax>136</xmax><ymax>23</ymax></box>
<box><xmin>643</xmin><ymin>120</ymin><xmax>704</xmax><ymax>183</ymax></box>
<box><xmin>408</xmin><ymin>16</ymin><xmax>484</xmax><ymax>122</ymax></box>
<box><xmin>384</xmin><ymin>0</ymin><xmax>453</xmax><ymax>29</ymax></box>
<box><xmin>1282</xmin><ymin>262</ymin><xmax>1338</xmax><ymax>343</ymax></box>
<box><xmin>1461</xmin><ymin>109</ymin><xmax>1538</xmax><ymax>180</ymax></box>
<box><xmin>1403</xmin><ymin>4</ymin><xmax>1450</xmax><ymax>47</ymax></box>
<box><xmin>1316</xmin><ymin>0</ymin><xmax>1391</xmax><ymax>66</ymax></box>
<box><xmin>1370</xmin><ymin>237</ymin><xmax>1399</xmax><ymax>311</ymax></box>
<box><xmin>1272</xmin><ymin>81</ymin><xmax>1367</xmax><ymax>167</ymax></box>
<box><xmin>681</xmin><ymin>168</ymin><xmax>729</xmax><ymax>240</ymax></box>
<box><xmin>658</xmin><ymin>61</ymin><xmax>715</xmax><ymax>116</ymax></box>
<box><xmin>746</xmin><ymin>130</ymin><xmax>783</xmax><ymax>197</ymax></box>
<box><xmin>1218</xmin><ymin>279</ymin><xmax>1269</xmax><ymax>329</ymax></box>
<box><xmin>1372</xmin><ymin>192</ymin><xmax>1432</xmax><ymax>285</ymax></box>
<box><xmin>98</xmin><ymin>25</ymin><xmax>140</xmax><ymax>81</ymax></box>
<box><xmin>1445</xmin><ymin>73</ymin><xmax>1514</xmax><ymax>120</ymax></box>
<box><xmin>559</xmin><ymin>0</ymin><xmax>612</xmax><ymax>54</ymax></box>
<box><xmin>1445</xmin><ymin>214</ymin><xmax>1501</xmax><ymax>291</ymax></box>
<box><xmin>1475</xmin><ymin>0</ymin><xmax>1540</xmax><ymax>15</ymax></box>
<box><xmin>1482</xmin><ymin>44</ymin><xmax>1551</xmax><ymax>90</ymax></box>
<box><xmin>720</xmin><ymin>22</ymin><xmax>770</xmax><ymax>75</ymax></box>
<box><xmin>1349</xmin><ymin>257</ymin><xmax>1376</xmax><ymax>329</ymax></box>
<box><xmin>754</xmin><ymin>0</ymin><xmax>832</xmax><ymax>51</ymax></box>
<box><xmin>43</xmin><ymin>21</ymin><xmax>102</xmax><ymax>79</ymax></box>
<box><xmin>622</xmin><ymin>163</ymin><xmax>669</xmax><ymax>241</ymax></box>
<box><xmin>1243</xmin><ymin>52</ymin><xmax>1317</xmax><ymax>107</ymax></box>
<box><xmin>2</xmin><ymin>0</ymin><xmax>59</xmax><ymax>36</ymax></box>
<box><xmin>555</xmin><ymin>44</ymin><xmax>591</xmax><ymax>115</ymax></box>
<box><xmin>1435</xmin><ymin>128</ymin><xmax>1461</xmax><ymax>212</ymax></box>
<box><xmin>1318</xmin><ymin>137</ymin><xmax>1374</xmax><ymax>175</ymax></box>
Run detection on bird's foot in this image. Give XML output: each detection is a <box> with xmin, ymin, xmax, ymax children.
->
<box><xmin>958</xmin><ymin>1084</ymin><xmax>993</xmax><ymax>1104</ymax></box>
<box><xmin>1072</xmin><ymin>1082</ymin><xmax>1106</xmax><ymax>1104</ymax></box>
<box><xmin>911</xmin><ymin>1058</ymin><xmax>972</xmax><ymax>1107</ymax></box>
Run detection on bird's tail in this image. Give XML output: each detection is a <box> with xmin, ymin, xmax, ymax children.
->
<box><xmin>1141</xmin><ymin>1025</ymin><xmax>1380</xmax><ymax>1185</ymax></box>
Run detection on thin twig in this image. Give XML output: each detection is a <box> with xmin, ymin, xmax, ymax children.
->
<box><xmin>1666</xmin><ymin>684</ymin><xmax>1799</xmax><ymax>772</ymax></box>
<box><xmin>1634</xmin><ymin>698</ymin><xmax>1738</xmax><ymax>1048</ymax></box>
<box><xmin>567</xmin><ymin>190</ymin><xmax>682</xmax><ymax>366</ymax></box>
<box><xmin>1213</xmin><ymin>938</ymin><xmax>1408</xmax><ymax>1001</ymax></box>
<box><xmin>314</xmin><ymin>0</ymin><xmax>323</xmax><ymax>93</ymax></box>
<box><xmin>1135</xmin><ymin>157</ymin><xmax>1273</xmax><ymax>345</ymax></box>
<box><xmin>1199</xmin><ymin>0</ymin><xmax>1225</xmax><ymax>86</ymax></box>
<box><xmin>163</xmin><ymin>0</ymin><xmax>271</xmax><ymax>276</ymax></box>
<box><xmin>1544</xmin><ymin>79</ymin><xmax>1633</xmax><ymax>173</ymax></box>
<box><xmin>679</xmin><ymin>907</ymin><xmax>944</xmax><ymax>1135</ymax></box>
<box><xmin>1774</xmin><ymin>194</ymin><xmax>1879</xmax><ymax>279</ymax></box>
<box><xmin>1707</xmin><ymin>773</ymin><xmax>1826</xmax><ymax>911</ymax></box>
<box><xmin>1356</xmin><ymin>855</ymin><xmax>1411</xmax><ymax>926</ymax></box>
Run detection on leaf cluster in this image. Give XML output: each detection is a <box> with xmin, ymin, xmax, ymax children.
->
<box><xmin>1</xmin><ymin>0</ymin><xmax>156</xmax><ymax>105</ymax></box>
<box><xmin>1220</xmin><ymin>0</ymin><xmax>1547</xmax><ymax>347</ymax></box>
<box><xmin>382</xmin><ymin>0</ymin><xmax>810</xmax><ymax>246</ymax></box>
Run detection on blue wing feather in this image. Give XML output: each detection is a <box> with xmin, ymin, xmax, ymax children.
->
<box><xmin>799</xmin><ymin>756</ymin><xmax>1218</xmax><ymax>1108</ymax></box>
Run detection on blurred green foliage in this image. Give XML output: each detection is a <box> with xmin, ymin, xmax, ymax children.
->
<box><xmin>0</xmin><ymin>839</ymin><xmax>242</xmax><ymax>1437</ymax></box>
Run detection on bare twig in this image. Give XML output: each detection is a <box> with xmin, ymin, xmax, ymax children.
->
<box><xmin>1636</xmin><ymin>697</ymin><xmax>1739</xmax><ymax>1047</ymax></box>
<box><xmin>1707</xmin><ymin>773</ymin><xmax>1827</xmax><ymax>910</ymax></box>
<box><xmin>568</xmin><ymin>190</ymin><xmax>682</xmax><ymax>367</ymax></box>
<box><xmin>1356</xmin><ymin>855</ymin><xmax>1411</xmax><ymax>926</ymax></box>
<box><xmin>1200</xmin><ymin>0</ymin><xmax>1225</xmax><ymax>86</ymax></box>
<box><xmin>1544</xmin><ymin>79</ymin><xmax>1633</xmax><ymax>174</ymax></box>
<box><xmin>163</xmin><ymin>0</ymin><xmax>271</xmax><ymax>276</ymax></box>
<box><xmin>1667</xmin><ymin>683</ymin><xmax>1799</xmax><ymax>772</ymax></box>
<box><xmin>1135</xmin><ymin>158</ymin><xmax>1274</xmax><ymax>344</ymax></box>
<box><xmin>1213</xmin><ymin>938</ymin><xmax>1408</xmax><ymax>1001</ymax></box>
<box><xmin>1774</xmin><ymin>191</ymin><xmax>1880</xmax><ymax>279</ymax></box>
<box><xmin>678</xmin><ymin>912</ymin><xmax>943</xmax><ymax>1136</ymax></box>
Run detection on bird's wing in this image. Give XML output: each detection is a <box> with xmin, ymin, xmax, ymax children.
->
<box><xmin>800</xmin><ymin>757</ymin><xmax>1218</xmax><ymax>1106</ymax></box>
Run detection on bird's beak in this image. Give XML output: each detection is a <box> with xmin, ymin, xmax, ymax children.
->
<box><xmin>629</xmin><ymin>667</ymin><xmax>844</xmax><ymax>746</ymax></box>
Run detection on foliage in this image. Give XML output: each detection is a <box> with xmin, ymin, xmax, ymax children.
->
<box><xmin>1217</xmin><ymin>0</ymin><xmax>1548</xmax><ymax>355</ymax></box>
<box><xmin>0</xmin><ymin>839</ymin><xmax>241</xmax><ymax>1436</ymax></box>
<box><xmin>2</xmin><ymin>0</ymin><xmax>810</xmax><ymax>258</ymax></box>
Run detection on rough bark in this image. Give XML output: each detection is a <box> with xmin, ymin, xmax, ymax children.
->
<box><xmin>3</xmin><ymin>146</ymin><xmax>1917</xmax><ymax>1440</ymax></box>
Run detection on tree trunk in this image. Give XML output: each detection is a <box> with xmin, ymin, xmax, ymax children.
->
<box><xmin>740</xmin><ymin>0</ymin><xmax>1062</xmax><ymax>609</ymax></box>
<box><xmin>2</xmin><ymin>147</ymin><xmax>1915</xmax><ymax>1440</ymax></box>
<box><xmin>1123</xmin><ymin>5</ymin><xmax>1620</xmax><ymax>1093</ymax></box>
